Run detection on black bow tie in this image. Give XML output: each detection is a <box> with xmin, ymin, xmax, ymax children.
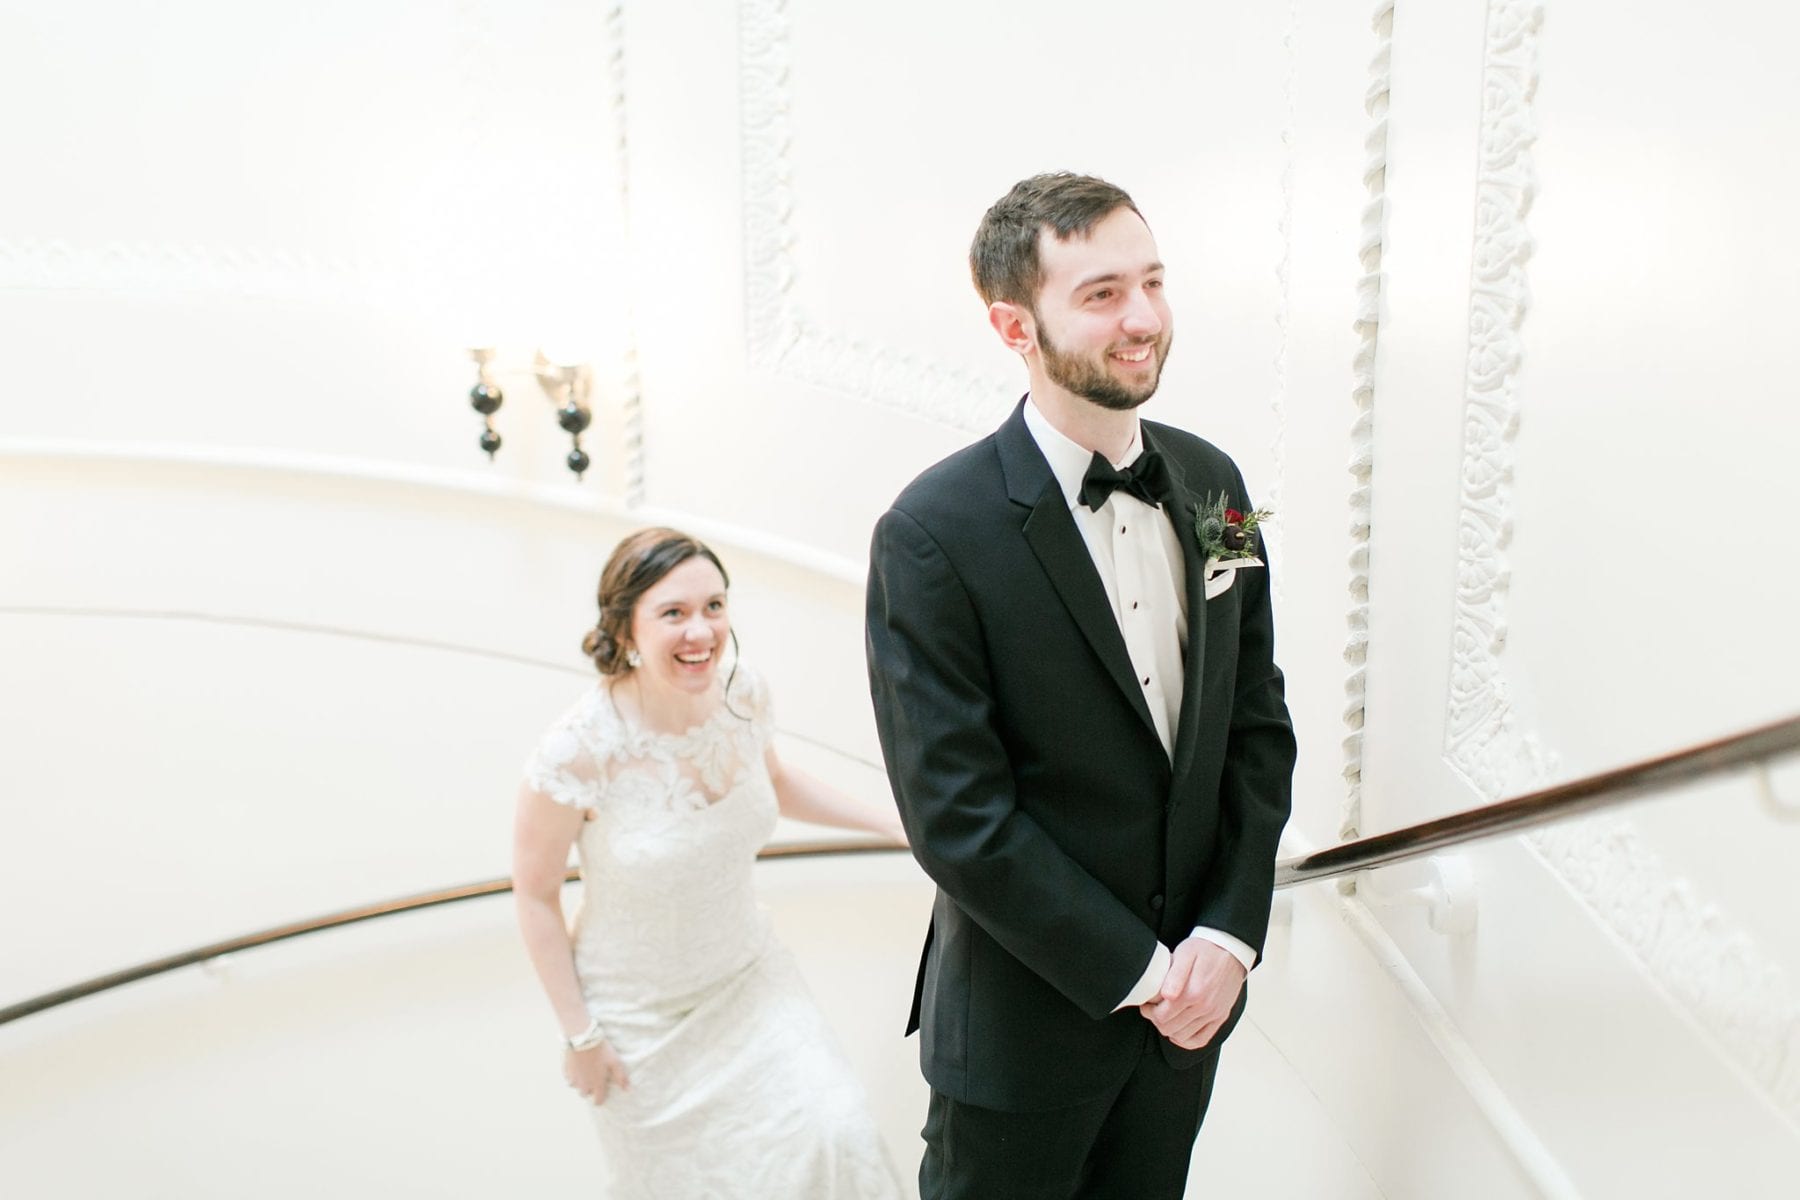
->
<box><xmin>1079</xmin><ymin>449</ymin><xmax>1170</xmax><ymax>511</ymax></box>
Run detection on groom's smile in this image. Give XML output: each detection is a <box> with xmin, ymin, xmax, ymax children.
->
<box><xmin>1025</xmin><ymin>205</ymin><xmax>1174</xmax><ymax>413</ymax></box>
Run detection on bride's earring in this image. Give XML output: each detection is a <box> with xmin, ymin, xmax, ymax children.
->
<box><xmin>626</xmin><ymin>648</ymin><xmax>642</xmax><ymax>669</ymax></box>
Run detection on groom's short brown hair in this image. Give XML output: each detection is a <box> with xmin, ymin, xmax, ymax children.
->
<box><xmin>969</xmin><ymin>172</ymin><xmax>1144</xmax><ymax>309</ymax></box>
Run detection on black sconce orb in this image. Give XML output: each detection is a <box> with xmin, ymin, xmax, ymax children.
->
<box><xmin>463</xmin><ymin>348</ymin><xmax>596</xmax><ymax>481</ymax></box>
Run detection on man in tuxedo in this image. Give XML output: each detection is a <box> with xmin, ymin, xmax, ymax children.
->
<box><xmin>865</xmin><ymin>172</ymin><xmax>1297</xmax><ymax>1198</ymax></box>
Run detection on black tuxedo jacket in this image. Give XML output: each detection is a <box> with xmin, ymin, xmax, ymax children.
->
<box><xmin>865</xmin><ymin>400</ymin><xmax>1296</xmax><ymax>1111</ymax></box>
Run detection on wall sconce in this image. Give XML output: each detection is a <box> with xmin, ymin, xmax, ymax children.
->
<box><xmin>465</xmin><ymin>347</ymin><xmax>595</xmax><ymax>480</ymax></box>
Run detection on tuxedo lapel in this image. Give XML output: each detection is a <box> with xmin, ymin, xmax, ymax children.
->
<box><xmin>1146</xmin><ymin>425</ymin><xmax>1209</xmax><ymax>789</ymax></box>
<box><xmin>995</xmin><ymin>404</ymin><xmax>1160</xmax><ymax>742</ymax></box>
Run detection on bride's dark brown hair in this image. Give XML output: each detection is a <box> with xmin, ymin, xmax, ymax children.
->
<box><xmin>583</xmin><ymin>527</ymin><xmax>737</xmax><ymax>681</ymax></box>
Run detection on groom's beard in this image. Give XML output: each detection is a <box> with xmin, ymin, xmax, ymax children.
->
<box><xmin>1036</xmin><ymin>324</ymin><xmax>1172</xmax><ymax>412</ymax></box>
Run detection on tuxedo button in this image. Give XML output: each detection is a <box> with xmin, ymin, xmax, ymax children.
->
<box><xmin>1150</xmin><ymin>893</ymin><xmax>1165</xmax><ymax>911</ymax></box>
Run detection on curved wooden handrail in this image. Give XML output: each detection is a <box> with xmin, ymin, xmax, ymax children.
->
<box><xmin>0</xmin><ymin>839</ymin><xmax>899</xmax><ymax>1027</ymax></box>
<box><xmin>5</xmin><ymin>714</ymin><xmax>1795</xmax><ymax>1027</ymax></box>
<box><xmin>1274</xmin><ymin>713</ymin><xmax>1800</xmax><ymax>888</ymax></box>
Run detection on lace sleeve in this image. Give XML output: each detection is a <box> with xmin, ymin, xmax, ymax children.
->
<box><xmin>731</xmin><ymin>663</ymin><xmax>776</xmax><ymax>752</ymax></box>
<box><xmin>522</xmin><ymin>699</ymin><xmax>605</xmax><ymax>810</ymax></box>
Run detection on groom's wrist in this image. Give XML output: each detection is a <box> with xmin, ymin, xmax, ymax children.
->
<box><xmin>1189</xmin><ymin>925</ymin><xmax>1256</xmax><ymax>973</ymax></box>
<box><xmin>1114</xmin><ymin>942</ymin><xmax>1172</xmax><ymax>1011</ymax></box>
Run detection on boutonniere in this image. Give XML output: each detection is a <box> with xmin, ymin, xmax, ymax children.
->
<box><xmin>1192</xmin><ymin>494</ymin><xmax>1271</xmax><ymax>599</ymax></box>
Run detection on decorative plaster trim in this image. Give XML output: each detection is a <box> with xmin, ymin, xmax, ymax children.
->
<box><xmin>1441</xmin><ymin>0</ymin><xmax>1800</xmax><ymax>1129</ymax></box>
<box><xmin>1444</xmin><ymin>0</ymin><xmax>1542</xmax><ymax>802</ymax></box>
<box><xmin>738</xmin><ymin>0</ymin><xmax>801</xmax><ymax>371</ymax></box>
<box><xmin>1529</xmin><ymin>819</ymin><xmax>1800</xmax><ymax>1124</ymax></box>
<box><xmin>1265</xmin><ymin>0</ymin><xmax>1300</xmax><ymax>606</ymax></box>
<box><xmin>777</xmin><ymin>322</ymin><xmax>1024</xmax><ymax>433</ymax></box>
<box><xmin>737</xmin><ymin>0</ymin><xmax>1015</xmax><ymax>432</ymax></box>
<box><xmin>0</xmin><ymin>438</ymin><xmax>865</xmax><ymax>588</ymax></box>
<box><xmin>1341</xmin><ymin>0</ymin><xmax>1394</xmax><ymax>841</ymax></box>
<box><xmin>603</xmin><ymin>1</ymin><xmax>647</xmax><ymax>508</ymax></box>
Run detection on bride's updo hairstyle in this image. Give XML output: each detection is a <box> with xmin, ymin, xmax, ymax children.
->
<box><xmin>583</xmin><ymin>527</ymin><xmax>731</xmax><ymax>677</ymax></box>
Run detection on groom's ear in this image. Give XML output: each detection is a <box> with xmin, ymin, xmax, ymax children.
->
<box><xmin>988</xmin><ymin>300</ymin><xmax>1036</xmax><ymax>357</ymax></box>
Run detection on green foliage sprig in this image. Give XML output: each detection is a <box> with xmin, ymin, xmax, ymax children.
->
<box><xmin>1193</xmin><ymin>494</ymin><xmax>1271</xmax><ymax>562</ymax></box>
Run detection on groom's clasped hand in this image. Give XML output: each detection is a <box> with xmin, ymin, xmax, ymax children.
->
<box><xmin>1141</xmin><ymin>936</ymin><xmax>1250</xmax><ymax>1051</ymax></box>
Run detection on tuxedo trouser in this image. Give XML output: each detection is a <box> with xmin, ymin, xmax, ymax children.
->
<box><xmin>918</xmin><ymin>1037</ymin><xmax>1220</xmax><ymax>1200</ymax></box>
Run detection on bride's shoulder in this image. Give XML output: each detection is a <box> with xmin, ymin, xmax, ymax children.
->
<box><xmin>520</xmin><ymin>685</ymin><xmax>622</xmax><ymax>808</ymax></box>
<box><xmin>724</xmin><ymin>661</ymin><xmax>773</xmax><ymax>723</ymax></box>
<box><xmin>534</xmin><ymin>684</ymin><xmax>625</xmax><ymax>759</ymax></box>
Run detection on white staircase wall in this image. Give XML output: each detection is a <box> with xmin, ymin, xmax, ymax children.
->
<box><xmin>3</xmin><ymin>1</ymin><xmax>1797</xmax><ymax>1196</ymax></box>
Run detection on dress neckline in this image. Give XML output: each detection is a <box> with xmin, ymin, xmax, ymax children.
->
<box><xmin>601</xmin><ymin>677</ymin><xmax>731</xmax><ymax>745</ymax></box>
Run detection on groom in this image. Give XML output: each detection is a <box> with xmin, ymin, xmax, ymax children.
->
<box><xmin>865</xmin><ymin>173</ymin><xmax>1297</xmax><ymax>1198</ymax></box>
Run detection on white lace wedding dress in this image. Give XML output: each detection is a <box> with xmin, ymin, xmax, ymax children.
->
<box><xmin>524</xmin><ymin>665</ymin><xmax>901</xmax><ymax>1200</ymax></box>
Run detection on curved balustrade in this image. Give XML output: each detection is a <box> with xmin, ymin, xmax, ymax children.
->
<box><xmin>0</xmin><ymin>840</ymin><xmax>897</xmax><ymax>1026</ymax></box>
<box><xmin>5</xmin><ymin>713</ymin><xmax>1796</xmax><ymax>1028</ymax></box>
<box><xmin>1273</xmin><ymin>712</ymin><xmax>1800</xmax><ymax>888</ymax></box>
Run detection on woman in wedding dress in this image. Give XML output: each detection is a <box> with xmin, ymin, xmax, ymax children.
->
<box><xmin>512</xmin><ymin>527</ymin><xmax>906</xmax><ymax>1199</ymax></box>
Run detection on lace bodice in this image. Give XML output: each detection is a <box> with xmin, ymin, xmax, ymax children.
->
<box><xmin>524</xmin><ymin>665</ymin><xmax>779</xmax><ymax>1005</ymax></box>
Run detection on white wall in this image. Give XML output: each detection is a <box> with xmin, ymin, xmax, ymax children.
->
<box><xmin>3</xmin><ymin>1</ymin><xmax>1799</xmax><ymax>1196</ymax></box>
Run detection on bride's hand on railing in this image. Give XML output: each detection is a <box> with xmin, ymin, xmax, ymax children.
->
<box><xmin>879</xmin><ymin>810</ymin><xmax>909</xmax><ymax>848</ymax></box>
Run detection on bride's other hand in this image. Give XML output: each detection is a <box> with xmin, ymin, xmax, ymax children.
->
<box><xmin>564</xmin><ymin>1042</ymin><xmax>631</xmax><ymax>1106</ymax></box>
<box><xmin>766</xmin><ymin>746</ymin><xmax>911</xmax><ymax>845</ymax></box>
<box><xmin>881</xmin><ymin>810</ymin><xmax>910</xmax><ymax>848</ymax></box>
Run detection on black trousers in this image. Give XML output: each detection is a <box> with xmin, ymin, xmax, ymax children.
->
<box><xmin>919</xmin><ymin>1039</ymin><xmax>1222</xmax><ymax>1200</ymax></box>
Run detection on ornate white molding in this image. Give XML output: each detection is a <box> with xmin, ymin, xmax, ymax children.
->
<box><xmin>1442</xmin><ymin>0</ymin><xmax>1800</xmax><ymax>1129</ymax></box>
<box><xmin>737</xmin><ymin>0</ymin><xmax>1016</xmax><ymax>432</ymax></box>
<box><xmin>1341</xmin><ymin>0</ymin><xmax>1394</xmax><ymax>841</ymax></box>
<box><xmin>738</xmin><ymin>0</ymin><xmax>801</xmax><ymax>371</ymax></box>
<box><xmin>1265</xmin><ymin>0</ymin><xmax>1300</xmax><ymax>606</ymax></box>
<box><xmin>603</xmin><ymin>1</ymin><xmax>647</xmax><ymax>507</ymax></box>
<box><xmin>1530</xmin><ymin>818</ymin><xmax>1800</xmax><ymax>1122</ymax></box>
<box><xmin>1444</xmin><ymin>0</ymin><xmax>1542</xmax><ymax>802</ymax></box>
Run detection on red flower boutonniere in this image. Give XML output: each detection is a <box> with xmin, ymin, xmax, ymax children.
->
<box><xmin>1193</xmin><ymin>495</ymin><xmax>1271</xmax><ymax>562</ymax></box>
<box><xmin>1193</xmin><ymin>494</ymin><xmax>1272</xmax><ymax>599</ymax></box>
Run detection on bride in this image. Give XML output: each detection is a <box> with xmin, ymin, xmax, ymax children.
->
<box><xmin>512</xmin><ymin>526</ymin><xmax>905</xmax><ymax>1199</ymax></box>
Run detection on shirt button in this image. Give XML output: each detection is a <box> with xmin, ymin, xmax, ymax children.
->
<box><xmin>1142</xmin><ymin>676</ymin><xmax>1150</xmax><ymax>686</ymax></box>
<box><xmin>1131</xmin><ymin>601</ymin><xmax>1139</xmax><ymax>610</ymax></box>
<box><xmin>1120</xmin><ymin>524</ymin><xmax>1127</xmax><ymax>534</ymax></box>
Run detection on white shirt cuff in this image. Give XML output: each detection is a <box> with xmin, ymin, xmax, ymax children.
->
<box><xmin>1114</xmin><ymin>942</ymin><xmax>1172</xmax><ymax>1011</ymax></box>
<box><xmin>1189</xmin><ymin>925</ymin><xmax>1257</xmax><ymax>973</ymax></box>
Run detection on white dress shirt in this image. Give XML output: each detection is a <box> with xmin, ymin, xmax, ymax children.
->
<box><xmin>1020</xmin><ymin>400</ymin><xmax>1257</xmax><ymax>1011</ymax></box>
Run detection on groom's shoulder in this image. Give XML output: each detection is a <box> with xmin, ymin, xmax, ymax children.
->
<box><xmin>886</xmin><ymin>434</ymin><xmax>1005</xmax><ymax>525</ymax></box>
